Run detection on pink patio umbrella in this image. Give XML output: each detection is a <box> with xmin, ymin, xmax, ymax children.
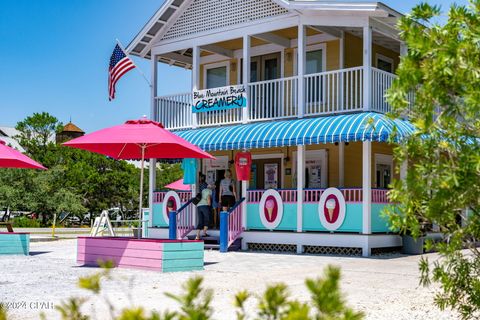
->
<box><xmin>165</xmin><ymin>178</ymin><xmax>191</xmax><ymax>191</ymax></box>
<box><xmin>0</xmin><ymin>140</ymin><xmax>46</xmax><ymax>170</ymax></box>
<box><xmin>63</xmin><ymin>118</ymin><xmax>213</xmax><ymax>215</ymax></box>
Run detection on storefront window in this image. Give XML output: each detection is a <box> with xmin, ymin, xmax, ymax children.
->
<box><xmin>206</xmin><ymin>66</ymin><xmax>227</xmax><ymax>89</ymax></box>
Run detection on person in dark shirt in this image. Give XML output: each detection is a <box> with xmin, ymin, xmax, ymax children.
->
<box><xmin>198</xmin><ymin>172</ymin><xmax>207</xmax><ymax>192</ymax></box>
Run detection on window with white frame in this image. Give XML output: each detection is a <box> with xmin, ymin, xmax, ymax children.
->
<box><xmin>204</xmin><ymin>62</ymin><xmax>229</xmax><ymax>89</ymax></box>
<box><xmin>300</xmin><ymin>44</ymin><xmax>327</xmax><ymax>105</ymax></box>
<box><xmin>374</xmin><ymin>154</ymin><xmax>393</xmax><ymax>189</ymax></box>
<box><xmin>376</xmin><ymin>54</ymin><xmax>394</xmax><ymax>73</ymax></box>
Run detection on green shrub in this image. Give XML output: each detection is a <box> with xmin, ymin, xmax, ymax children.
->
<box><xmin>10</xmin><ymin>216</ymin><xmax>41</xmax><ymax>228</ymax></box>
<box><xmin>48</xmin><ymin>264</ymin><xmax>362</xmax><ymax>320</ymax></box>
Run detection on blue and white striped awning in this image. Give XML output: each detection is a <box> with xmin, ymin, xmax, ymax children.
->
<box><xmin>175</xmin><ymin>112</ymin><xmax>415</xmax><ymax>151</ymax></box>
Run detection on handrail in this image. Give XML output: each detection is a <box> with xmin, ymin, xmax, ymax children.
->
<box><xmin>177</xmin><ymin>198</ymin><xmax>195</xmax><ymax>213</ymax></box>
<box><xmin>219</xmin><ymin>197</ymin><xmax>245</xmax><ymax>252</ymax></box>
<box><xmin>226</xmin><ymin>197</ymin><xmax>245</xmax><ymax>216</ymax></box>
<box><xmin>168</xmin><ymin>197</ymin><xmax>195</xmax><ymax>240</ymax></box>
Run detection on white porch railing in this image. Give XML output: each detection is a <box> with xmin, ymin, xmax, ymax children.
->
<box><xmin>304</xmin><ymin>66</ymin><xmax>364</xmax><ymax>115</ymax></box>
<box><xmin>197</xmin><ymin>106</ymin><xmax>243</xmax><ymax>127</ymax></box>
<box><xmin>155</xmin><ymin>93</ymin><xmax>192</xmax><ymax>130</ymax></box>
<box><xmin>248</xmin><ymin>76</ymin><xmax>298</xmax><ymax>121</ymax></box>
<box><xmin>371</xmin><ymin>67</ymin><xmax>395</xmax><ymax>113</ymax></box>
<box><xmin>155</xmin><ymin>67</ymin><xmax>408</xmax><ymax>130</ymax></box>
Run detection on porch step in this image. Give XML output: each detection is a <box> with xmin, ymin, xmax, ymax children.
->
<box><xmin>186</xmin><ymin>234</ymin><xmax>242</xmax><ymax>251</ymax></box>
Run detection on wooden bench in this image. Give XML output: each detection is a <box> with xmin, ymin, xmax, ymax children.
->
<box><xmin>77</xmin><ymin>237</ymin><xmax>204</xmax><ymax>272</ymax></box>
<box><xmin>0</xmin><ymin>232</ymin><xmax>30</xmax><ymax>255</ymax></box>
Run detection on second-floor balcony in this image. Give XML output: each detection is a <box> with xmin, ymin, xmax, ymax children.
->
<box><xmin>156</xmin><ymin>66</ymin><xmax>407</xmax><ymax>130</ymax></box>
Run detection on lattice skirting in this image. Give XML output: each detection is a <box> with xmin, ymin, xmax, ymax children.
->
<box><xmin>247</xmin><ymin>242</ymin><xmax>297</xmax><ymax>253</ymax></box>
<box><xmin>303</xmin><ymin>245</ymin><xmax>362</xmax><ymax>256</ymax></box>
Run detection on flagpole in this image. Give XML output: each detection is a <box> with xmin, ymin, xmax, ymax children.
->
<box><xmin>116</xmin><ymin>39</ymin><xmax>152</xmax><ymax>88</ymax></box>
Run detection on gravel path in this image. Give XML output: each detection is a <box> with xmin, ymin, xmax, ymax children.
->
<box><xmin>0</xmin><ymin>239</ymin><xmax>458</xmax><ymax>320</ymax></box>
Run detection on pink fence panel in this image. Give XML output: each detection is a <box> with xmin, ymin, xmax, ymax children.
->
<box><xmin>154</xmin><ymin>191</ymin><xmax>192</xmax><ymax>204</ymax></box>
<box><xmin>228</xmin><ymin>200</ymin><xmax>244</xmax><ymax>247</ymax></box>
<box><xmin>176</xmin><ymin>201</ymin><xmax>195</xmax><ymax>239</ymax></box>
<box><xmin>372</xmin><ymin>189</ymin><xmax>390</xmax><ymax>203</ymax></box>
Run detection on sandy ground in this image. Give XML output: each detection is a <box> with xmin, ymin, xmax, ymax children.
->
<box><xmin>0</xmin><ymin>239</ymin><xmax>458</xmax><ymax>320</ymax></box>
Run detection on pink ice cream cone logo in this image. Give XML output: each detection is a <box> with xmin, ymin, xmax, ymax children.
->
<box><xmin>323</xmin><ymin>195</ymin><xmax>339</xmax><ymax>223</ymax></box>
<box><xmin>264</xmin><ymin>196</ymin><xmax>278</xmax><ymax>223</ymax></box>
<box><xmin>325</xmin><ymin>199</ymin><xmax>336</xmax><ymax>222</ymax></box>
<box><xmin>266</xmin><ymin>199</ymin><xmax>275</xmax><ymax>221</ymax></box>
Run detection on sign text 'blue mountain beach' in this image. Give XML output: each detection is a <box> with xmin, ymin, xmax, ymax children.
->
<box><xmin>192</xmin><ymin>85</ymin><xmax>247</xmax><ymax>113</ymax></box>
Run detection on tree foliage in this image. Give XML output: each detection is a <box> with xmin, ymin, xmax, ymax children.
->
<box><xmin>0</xmin><ymin>112</ymin><xmax>182</xmax><ymax>225</ymax></box>
<box><xmin>47</xmin><ymin>264</ymin><xmax>362</xmax><ymax>320</ymax></box>
<box><xmin>386</xmin><ymin>1</ymin><xmax>480</xmax><ymax>318</ymax></box>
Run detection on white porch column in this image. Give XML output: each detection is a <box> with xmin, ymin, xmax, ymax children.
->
<box><xmin>297</xmin><ymin>24</ymin><xmax>306</xmax><ymax>118</ymax></box>
<box><xmin>296</xmin><ymin>145</ymin><xmax>305</xmax><ymax>253</ymax></box>
<box><xmin>338</xmin><ymin>142</ymin><xmax>345</xmax><ymax>187</ymax></box>
<box><xmin>339</xmin><ymin>31</ymin><xmax>345</xmax><ymax>110</ymax></box>
<box><xmin>363</xmin><ymin>25</ymin><xmax>372</xmax><ymax>111</ymax></box>
<box><xmin>242</xmin><ymin>35</ymin><xmax>251</xmax><ymax>124</ymax></box>
<box><xmin>192</xmin><ymin>46</ymin><xmax>200</xmax><ymax>128</ymax></box>
<box><xmin>362</xmin><ymin>141</ymin><xmax>372</xmax><ymax>236</ymax></box>
<box><xmin>148</xmin><ymin>55</ymin><xmax>158</xmax><ymax>226</ymax></box>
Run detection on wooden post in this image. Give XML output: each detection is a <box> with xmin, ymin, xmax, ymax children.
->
<box><xmin>296</xmin><ymin>145</ymin><xmax>305</xmax><ymax>254</ymax></box>
<box><xmin>149</xmin><ymin>54</ymin><xmax>158</xmax><ymax>228</ymax></box>
<box><xmin>192</xmin><ymin>46</ymin><xmax>200</xmax><ymax>128</ymax></box>
<box><xmin>297</xmin><ymin>24</ymin><xmax>306</xmax><ymax>118</ymax></box>
<box><xmin>362</xmin><ymin>141</ymin><xmax>372</xmax><ymax>235</ymax></box>
<box><xmin>242</xmin><ymin>35</ymin><xmax>251</xmax><ymax>124</ymax></box>
<box><xmin>338</xmin><ymin>142</ymin><xmax>345</xmax><ymax>187</ymax></box>
<box><xmin>363</xmin><ymin>25</ymin><xmax>372</xmax><ymax>111</ymax></box>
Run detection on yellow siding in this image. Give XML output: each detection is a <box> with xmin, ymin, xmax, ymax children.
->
<box><xmin>344</xmin><ymin>142</ymin><xmax>363</xmax><ymax>187</ymax></box>
<box><xmin>230</xmin><ymin>59</ymin><xmax>238</xmax><ymax>85</ymax></box>
<box><xmin>284</xmin><ymin>48</ymin><xmax>295</xmax><ymax>77</ymax></box>
<box><xmin>344</xmin><ymin>32</ymin><xmax>400</xmax><ymax>70</ymax></box>
<box><xmin>326</xmin><ymin>40</ymin><xmax>340</xmax><ymax>71</ymax></box>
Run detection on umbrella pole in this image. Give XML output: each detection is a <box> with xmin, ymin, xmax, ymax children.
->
<box><xmin>138</xmin><ymin>145</ymin><xmax>145</xmax><ymax>239</ymax></box>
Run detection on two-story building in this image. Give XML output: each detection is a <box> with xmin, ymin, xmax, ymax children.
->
<box><xmin>128</xmin><ymin>0</ymin><xmax>415</xmax><ymax>256</ymax></box>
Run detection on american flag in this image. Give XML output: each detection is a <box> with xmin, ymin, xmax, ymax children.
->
<box><xmin>108</xmin><ymin>44</ymin><xmax>135</xmax><ymax>101</ymax></box>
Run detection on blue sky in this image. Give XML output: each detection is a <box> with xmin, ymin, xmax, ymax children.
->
<box><xmin>0</xmin><ymin>0</ymin><xmax>467</xmax><ymax>132</ymax></box>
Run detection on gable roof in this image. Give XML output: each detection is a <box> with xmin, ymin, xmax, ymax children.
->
<box><xmin>127</xmin><ymin>0</ymin><xmax>403</xmax><ymax>60</ymax></box>
<box><xmin>61</xmin><ymin>122</ymin><xmax>84</xmax><ymax>134</ymax></box>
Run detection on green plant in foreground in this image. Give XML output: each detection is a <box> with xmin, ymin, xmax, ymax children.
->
<box><xmin>386</xmin><ymin>1</ymin><xmax>480</xmax><ymax>319</ymax></box>
<box><xmin>48</xmin><ymin>264</ymin><xmax>363</xmax><ymax>320</ymax></box>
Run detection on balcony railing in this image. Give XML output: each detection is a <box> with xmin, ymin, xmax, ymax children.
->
<box><xmin>156</xmin><ymin>66</ymin><xmax>405</xmax><ymax>130</ymax></box>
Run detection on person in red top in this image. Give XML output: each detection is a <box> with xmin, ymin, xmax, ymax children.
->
<box><xmin>235</xmin><ymin>151</ymin><xmax>252</xmax><ymax>181</ymax></box>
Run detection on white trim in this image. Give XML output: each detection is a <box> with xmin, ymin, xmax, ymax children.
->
<box><xmin>203</xmin><ymin>61</ymin><xmax>230</xmax><ymax>89</ymax></box>
<box><xmin>293</xmin><ymin>42</ymin><xmax>327</xmax><ymax>76</ymax></box>
<box><xmin>259</xmin><ymin>189</ymin><xmax>284</xmax><ymax>230</ymax></box>
<box><xmin>296</xmin><ymin>145</ymin><xmax>305</xmax><ymax>237</ymax></box>
<box><xmin>252</xmin><ymin>153</ymin><xmax>284</xmax><ymax>160</ymax></box>
<box><xmin>375</xmin><ymin>53</ymin><xmax>394</xmax><ymax>73</ymax></box>
<box><xmin>362</xmin><ymin>140</ymin><xmax>372</xmax><ymax>235</ymax></box>
<box><xmin>338</xmin><ymin>142</ymin><xmax>344</xmax><ymax>187</ymax></box>
<box><xmin>363</xmin><ymin>25</ymin><xmax>372</xmax><ymax>111</ymax></box>
<box><xmin>162</xmin><ymin>191</ymin><xmax>181</xmax><ymax>224</ymax></box>
<box><xmin>318</xmin><ymin>188</ymin><xmax>346</xmax><ymax>231</ymax></box>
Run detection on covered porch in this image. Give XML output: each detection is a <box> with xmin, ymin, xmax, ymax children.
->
<box><xmin>147</xmin><ymin>112</ymin><xmax>414</xmax><ymax>256</ymax></box>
